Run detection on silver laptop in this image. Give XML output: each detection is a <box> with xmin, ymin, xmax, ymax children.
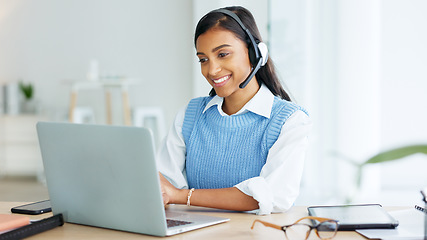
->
<box><xmin>36</xmin><ymin>122</ymin><xmax>229</xmax><ymax>237</ymax></box>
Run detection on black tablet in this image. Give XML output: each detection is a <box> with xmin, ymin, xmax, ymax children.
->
<box><xmin>307</xmin><ymin>204</ymin><xmax>399</xmax><ymax>230</ymax></box>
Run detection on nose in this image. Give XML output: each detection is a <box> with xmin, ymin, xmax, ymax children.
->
<box><xmin>208</xmin><ymin>59</ymin><xmax>221</xmax><ymax>77</ymax></box>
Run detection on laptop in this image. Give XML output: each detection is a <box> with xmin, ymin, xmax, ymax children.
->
<box><xmin>36</xmin><ymin>122</ymin><xmax>229</xmax><ymax>237</ymax></box>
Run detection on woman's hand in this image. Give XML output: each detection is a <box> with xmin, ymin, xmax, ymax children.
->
<box><xmin>159</xmin><ymin>173</ymin><xmax>170</xmax><ymax>206</ymax></box>
<box><xmin>158</xmin><ymin>172</ymin><xmax>186</xmax><ymax>206</ymax></box>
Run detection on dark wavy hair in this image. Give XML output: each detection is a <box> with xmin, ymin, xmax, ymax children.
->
<box><xmin>194</xmin><ymin>6</ymin><xmax>291</xmax><ymax>101</ymax></box>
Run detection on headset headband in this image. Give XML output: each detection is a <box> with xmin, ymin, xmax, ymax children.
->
<box><xmin>212</xmin><ymin>9</ymin><xmax>261</xmax><ymax>61</ymax></box>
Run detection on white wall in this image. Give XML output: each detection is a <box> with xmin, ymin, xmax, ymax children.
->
<box><xmin>335</xmin><ymin>0</ymin><xmax>383</xmax><ymax>203</ymax></box>
<box><xmin>336</xmin><ymin>0</ymin><xmax>427</xmax><ymax>205</ymax></box>
<box><xmin>0</xmin><ymin>0</ymin><xmax>194</xmax><ymax>130</ymax></box>
<box><xmin>270</xmin><ymin>0</ymin><xmax>427</xmax><ymax>206</ymax></box>
<box><xmin>379</xmin><ymin>0</ymin><xmax>427</xmax><ymax>204</ymax></box>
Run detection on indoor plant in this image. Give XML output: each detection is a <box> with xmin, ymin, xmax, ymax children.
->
<box><xmin>341</xmin><ymin>144</ymin><xmax>427</xmax><ymax>203</ymax></box>
<box><xmin>19</xmin><ymin>81</ymin><xmax>36</xmax><ymax>114</ymax></box>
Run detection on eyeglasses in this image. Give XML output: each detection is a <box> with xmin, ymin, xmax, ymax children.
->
<box><xmin>251</xmin><ymin>216</ymin><xmax>339</xmax><ymax>240</ymax></box>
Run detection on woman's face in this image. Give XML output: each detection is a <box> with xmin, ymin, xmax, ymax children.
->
<box><xmin>196</xmin><ymin>28</ymin><xmax>254</xmax><ymax>99</ymax></box>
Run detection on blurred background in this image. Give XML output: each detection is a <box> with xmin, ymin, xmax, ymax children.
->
<box><xmin>0</xmin><ymin>0</ymin><xmax>426</xmax><ymax>206</ymax></box>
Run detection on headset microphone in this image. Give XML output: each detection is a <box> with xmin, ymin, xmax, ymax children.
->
<box><xmin>239</xmin><ymin>58</ymin><xmax>262</xmax><ymax>89</ymax></box>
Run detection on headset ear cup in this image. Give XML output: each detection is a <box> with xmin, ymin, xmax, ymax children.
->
<box><xmin>258</xmin><ymin>42</ymin><xmax>268</xmax><ymax>66</ymax></box>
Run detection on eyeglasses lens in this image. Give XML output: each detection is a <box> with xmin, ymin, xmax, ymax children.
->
<box><xmin>317</xmin><ymin>221</ymin><xmax>338</xmax><ymax>239</ymax></box>
<box><xmin>285</xmin><ymin>224</ymin><xmax>311</xmax><ymax>240</ymax></box>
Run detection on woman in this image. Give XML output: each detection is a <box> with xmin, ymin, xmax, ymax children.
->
<box><xmin>157</xmin><ymin>6</ymin><xmax>312</xmax><ymax>215</ymax></box>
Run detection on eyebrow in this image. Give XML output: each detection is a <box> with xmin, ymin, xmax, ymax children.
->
<box><xmin>196</xmin><ymin>44</ymin><xmax>232</xmax><ymax>55</ymax></box>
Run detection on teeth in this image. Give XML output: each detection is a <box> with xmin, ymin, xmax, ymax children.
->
<box><xmin>213</xmin><ymin>75</ymin><xmax>229</xmax><ymax>84</ymax></box>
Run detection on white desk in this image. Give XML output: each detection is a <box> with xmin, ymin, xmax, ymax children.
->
<box><xmin>1</xmin><ymin>202</ymin><xmax>408</xmax><ymax>239</ymax></box>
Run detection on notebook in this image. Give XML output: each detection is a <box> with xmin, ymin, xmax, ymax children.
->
<box><xmin>36</xmin><ymin>122</ymin><xmax>229</xmax><ymax>237</ymax></box>
<box><xmin>0</xmin><ymin>214</ymin><xmax>30</xmax><ymax>233</ymax></box>
<box><xmin>308</xmin><ymin>204</ymin><xmax>399</xmax><ymax>230</ymax></box>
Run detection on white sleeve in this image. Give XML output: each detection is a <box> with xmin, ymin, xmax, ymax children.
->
<box><xmin>235</xmin><ymin>110</ymin><xmax>312</xmax><ymax>215</ymax></box>
<box><xmin>155</xmin><ymin>106</ymin><xmax>189</xmax><ymax>189</ymax></box>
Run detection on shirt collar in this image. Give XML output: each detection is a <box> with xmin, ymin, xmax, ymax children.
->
<box><xmin>203</xmin><ymin>84</ymin><xmax>275</xmax><ymax>118</ymax></box>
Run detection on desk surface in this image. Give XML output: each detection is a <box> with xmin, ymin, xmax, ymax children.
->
<box><xmin>0</xmin><ymin>202</ymin><xmax>407</xmax><ymax>240</ymax></box>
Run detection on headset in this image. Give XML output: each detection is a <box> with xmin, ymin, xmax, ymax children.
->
<box><xmin>212</xmin><ymin>9</ymin><xmax>269</xmax><ymax>89</ymax></box>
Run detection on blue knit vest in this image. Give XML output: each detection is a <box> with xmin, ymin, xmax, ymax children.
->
<box><xmin>182</xmin><ymin>96</ymin><xmax>306</xmax><ymax>189</ymax></box>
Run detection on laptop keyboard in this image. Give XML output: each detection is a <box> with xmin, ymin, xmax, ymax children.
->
<box><xmin>167</xmin><ymin>219</ymin><xmax>193</xmax><ymax>228</ymax></box>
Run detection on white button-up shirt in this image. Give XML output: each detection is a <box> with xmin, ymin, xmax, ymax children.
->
<box><xmin>156</xmin><ymin>84</ymin><xmax>312</xmax><ymax>215</ymax></box>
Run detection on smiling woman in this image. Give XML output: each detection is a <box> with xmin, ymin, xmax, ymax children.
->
<box><xmin>156</xmin><ymin>6</ymin><xmax>312</xmax><ymax>215</ymax></box>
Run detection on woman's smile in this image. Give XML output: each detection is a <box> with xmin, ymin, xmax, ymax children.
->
<box><xmin>212</xmin><ymin>74</ymin><xmax>231</xmax><ymax>87</ymax></box>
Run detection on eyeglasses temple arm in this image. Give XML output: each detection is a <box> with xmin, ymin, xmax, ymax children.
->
<box><xmin>251</xmin><ymin>219</ymin><xmax>283</xmax><ymax>230</ymax></box>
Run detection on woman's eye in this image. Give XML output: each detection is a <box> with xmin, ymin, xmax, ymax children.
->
<box><xmin>198</xmin><ymin>58</ymin><xmax>208</xmax><ymax>63</ymax></box>
<box><xmin>218</xmin><ymin>52</ymin><xmax>229</xmax><ymax>58</ymax></box>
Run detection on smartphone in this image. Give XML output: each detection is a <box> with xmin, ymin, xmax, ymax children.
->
<box><xmin>11</xmin><ymin>200</ymin><xmax>52</xmax><ymax>215</ymax></box>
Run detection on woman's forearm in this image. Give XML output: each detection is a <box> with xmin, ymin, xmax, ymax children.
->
<box><xmin>172</xmin><ymin>187</ymin><xmax>259</xmax><ymax>211</ymax></box>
